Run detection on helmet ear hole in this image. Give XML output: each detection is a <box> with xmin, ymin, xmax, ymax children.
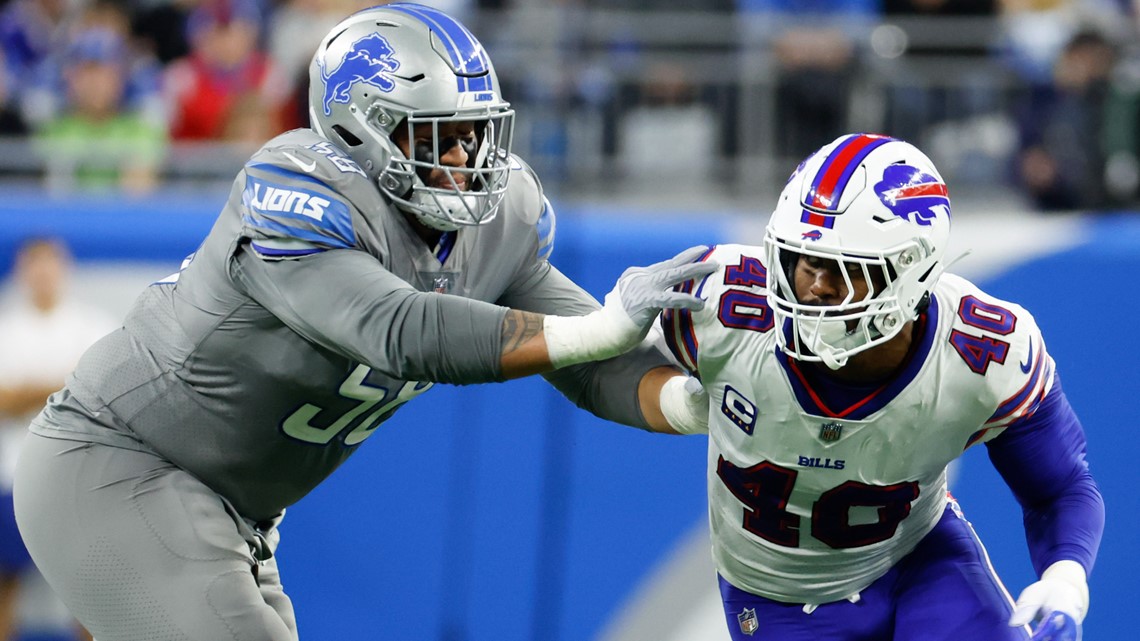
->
<box><xmin>332</xmin><ymin>125</ymin><xmax>363</xmax><ymax>147</ymax></box>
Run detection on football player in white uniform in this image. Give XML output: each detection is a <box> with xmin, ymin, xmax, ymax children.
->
<box><xmin>661</xmin><ymin>134</ymin><xmax>1103</xmax><ymax>641</ymax></box>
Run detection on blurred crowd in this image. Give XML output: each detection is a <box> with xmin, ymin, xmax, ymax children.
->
<box><xmin>0</xmin><ymin>0</ymin><xmax>378</xmax><ymax>193</ymax></box>
<box><xmin>2</xmin><ymin>0</ymin><xmax>1140</xmax><ymax>212</ymax></box>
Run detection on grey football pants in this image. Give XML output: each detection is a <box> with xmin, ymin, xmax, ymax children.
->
<box><xmin>13</xmin><ymin>433</ymin><xmax>298</xmax><ymax>641</ymax></box>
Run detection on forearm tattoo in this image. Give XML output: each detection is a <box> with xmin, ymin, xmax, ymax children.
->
<box><xmin>501</xmin><ymin>310</ymin><xmax>544</xmax><ymax>355</ymax></box>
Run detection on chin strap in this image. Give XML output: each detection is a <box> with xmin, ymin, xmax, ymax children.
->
<box><xmin>800</xmin><ymin>318</ymin><xmax>858</xmax><ymax>370</ymax></box>
<box><xmin>818</xmin><ymin>347</ymin><xmax>846</xmax><ymax>370</ymax></box>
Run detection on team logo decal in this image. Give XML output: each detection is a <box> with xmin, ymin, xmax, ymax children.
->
<box><xmin>801</xmin><ymin>229</ymin><xmax>823</xmax><ymax>241</ymax></box>
<box><xmin>874</xmin><ymin>164</ymin><xmax>950</xmax><ymax>227</ymax></box>
<box><xmin>322</xmin><ymin>33</ymin><xmax>401</xmax><ymax>116</ymax></box>
<box><xmin>819</xmin><ymin>422</ymin><xmax>843</xmax><ymax>442</ymax></box>
<box><xmin>738</xmin><ymin>607</ymin><xmax>759</xmax><ymax>636</ymax></box>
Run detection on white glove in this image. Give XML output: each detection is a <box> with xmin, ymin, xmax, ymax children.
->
<box><xmin>659</xmin><ymin>375</ymin><xmax>708</xmax><ymax>435</ymax></box>
<box><xmin>544</xmin><ymin>246</ymin><xmax>715</xmax><ymax>368</ymax></box>
<box><xmin>1009</xmin><ymin>560</ymin><xmax>1089</xmax><ymax>639</ymax></box>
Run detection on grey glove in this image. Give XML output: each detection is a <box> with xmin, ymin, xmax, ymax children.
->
<box><xmin>610</xmin><ymin>245</ymin><xmax>717</xmax><ymax>332</ymax></box>
<box><xmin>544</xmin><ymin>245</ymin><xmax>717</xmax><ymax>368</ymax></box>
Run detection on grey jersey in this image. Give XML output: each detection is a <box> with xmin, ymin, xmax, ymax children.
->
<box><xmin>32</xmin><ymin>129</ymin><xmax>668</xmax><ymax>520</ymax></box>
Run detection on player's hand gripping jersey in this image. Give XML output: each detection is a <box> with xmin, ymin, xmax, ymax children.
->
<box><xmin>30</xmin><ymin>130</ymin><xmax>666</xmax><ymax>522</ymax></box>
<box><xmin>661</xmin><ymin>244</ymin><xmax>1055</xmax><ymax>605</ymax></box>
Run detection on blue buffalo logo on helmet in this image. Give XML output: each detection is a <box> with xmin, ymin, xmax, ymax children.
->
<box><xmin>801</xmin><ymin>229</ymin><xmax>823</xmax><ymax>241</ymax></box>
<box><xmin>873</xmin><ymin>164</ymin><xmax>950</xmax><ymax>227</ymax></box>
<box><xmin>322</xmin><ymin>33</ymin><xmax>401</xmax><ymax>116</ymax></box>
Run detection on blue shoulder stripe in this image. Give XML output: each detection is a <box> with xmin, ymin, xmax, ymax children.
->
<box><xmin>536</xmin><ymin>196</ymin><xmax>556</xmax><ymax>261</ymax></box>
<box><xmin>250</xmin><ymin>242</ymin><xmax>326</xmax><ymax>258</ymax></box>
<box><xmin>988</xmin><ymin>336</ymin><xmax>1049</xmax><ymax>424</ymax></box>
<box><xmin>242</xmin><ymin>163</ymin><xmax>356</xmax><ymax>249</ymax></box>
<box><xmin>241</xmin><ymin>211</ymin><xmax>352</xmax><ymax>248</ymax></box>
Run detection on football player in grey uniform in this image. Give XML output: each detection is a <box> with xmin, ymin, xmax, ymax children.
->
<box><xmin>11</xmin><ymin>5</ymin><xmax>714</xmax><ymax>640</ymax></box>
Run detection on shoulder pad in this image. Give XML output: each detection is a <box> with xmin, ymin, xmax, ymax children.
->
<box><xmin>535</xmin><ymin>195</ymin><xmax>556</xmax><ymax>261</ymax></box>
<box><xmin>937</xmin><ymin>275</ymin><xmax>1054</xmax><ymax>430</ymax></box>
<box><xmin>497</xmin><ymin>154</ymin><xmax>556</xmax><ymax>259</ymax></box>
<box><xmin>695</xmin><ymin>244</ymin><xmax>771</xmax><ymax>301</ymax></box>
<box><xmin>659</xmin><ymin>244</ymin><xmax>727</xmax><ymax>372</ymax></box>
<box><xmin>254</xmin><ymin>130</ymin><xmax>370</xmax><ymax>181</ymax></box>
<box><xmin>241</xmin><ymin>143</ymin><xmax>360</xmax><ymax>256</ymax></box>
<box><xmin>502</xmin><ymin>154</ymin><xmax>544</xmax><ymax>225</ymax></box>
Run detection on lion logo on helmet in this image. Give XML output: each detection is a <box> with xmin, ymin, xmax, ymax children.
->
<box><xmin>322</xmin><ymin>33</ymin><xmax>401</xmax><ymax>116</ymax></box>
<box><xmin>874</xmin><ymin>164</ymin><xmax>950</xmax><ymax>227</ymax></box>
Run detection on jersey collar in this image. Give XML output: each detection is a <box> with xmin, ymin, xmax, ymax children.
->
<box><xmin>776</xmin><ymin>294</ymin><xmax>940</xmax><ymax>420</ymax></box>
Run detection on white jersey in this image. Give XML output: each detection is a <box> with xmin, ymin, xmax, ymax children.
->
<box><xmin>661</xmin><ymin>244</ymin><xmax>1055</xmax><ymax>605</ymax></box>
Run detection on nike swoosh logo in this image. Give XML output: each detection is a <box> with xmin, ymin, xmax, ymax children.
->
<box><xmin>283</xmin><ymin>152</ymin><xmax>317</xmax><ymax>173</ymax></box>
<box><xmin>1019</xmin><ymin>340</ymin><xmax>1034</xmax><ymax>374</ymax></box>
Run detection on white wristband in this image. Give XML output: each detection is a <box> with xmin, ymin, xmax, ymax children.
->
<box><xmin>1042</xmin><ymin>560</ymin><xmax>1090</xmax><ymax>621</ymax></box>
<box><xmin>659</xmin><ymin>375</ymin><xmax>708</xmax><ymax>435</ymax></box>
<box><xmin>543</xmin><ymin>293</ymin><xmax>641</xmax><ymax>369</ymax></box>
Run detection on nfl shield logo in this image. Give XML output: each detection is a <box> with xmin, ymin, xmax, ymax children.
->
<box><xmin>421</xmin><ymin>272</ymin><xmax>456</xmax><ymax>294</ymax></box>
<box><xmin>819</xmin><ymin>422</ymin><xmax>843</xmax><ymax>442</ymax></box>
<box><xmin>424</xmin><ymin>271</ymin><xmax>459</xmax><ymax>294</ymax></box>
<box><xmin>737</xmin><ymin>607</ymin><xmax>759</xmax><ymax>636</ymax></box>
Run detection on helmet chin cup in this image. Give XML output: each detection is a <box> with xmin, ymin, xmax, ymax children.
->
<box><xmin>798</xmin><ymin>318</ymin><xmax>856</xmax><ymax>370</ymax></box>
<box><xmin>403</xmin><ymin>190</ymin><xmax>485</xmax><ymax>232</ymax></box>
<box><xmin>409</xmin><ymin>210</ymin><xmax>462</xmax><ymax>232</ymax></box>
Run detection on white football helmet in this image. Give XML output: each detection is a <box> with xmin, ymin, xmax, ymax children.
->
<box><xmin>309</xmin><ymin>3</ymin><xmax>515</xmax><ymax>231</ymax></box>
<box><xmin>763</xmin><ymin>133</ymin><xmax>952</xmax><ymax>369</ymax></box>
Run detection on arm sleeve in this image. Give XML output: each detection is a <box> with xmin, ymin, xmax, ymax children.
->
<box><xmin>231</xmin><ymin>243</ymin><xmax>510</xmax><ymax>385</ymax></box>
<box><xmin>985</xmin><ymin>372</ymin><xmax>1105</xmax><ymax>576</ymax></box>
<box><xmin>497</xmin><ymin>260</ymin><xmax>673</xmax><ymax>430</ymax></box>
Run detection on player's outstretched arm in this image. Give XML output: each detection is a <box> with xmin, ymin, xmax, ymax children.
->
<box><xmin>499</xmin><ymin>246</ymin><xmax>716</xmax><ymax>379</ymax></box>
<box><xmin>990</xmin><ymin>378</ymin><xmax>1101</xmax><ymax>641</ymax></box>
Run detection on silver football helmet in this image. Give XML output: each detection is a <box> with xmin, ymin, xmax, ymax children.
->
<box><xmin>764</xmin><ymin>134</ymin><xmax>952</xmax><ymax>369</ymax></box>
<box><xmin>309</xmin><ymin>3</ymin><xmax>515</xmax><ymax>231</ymax></box>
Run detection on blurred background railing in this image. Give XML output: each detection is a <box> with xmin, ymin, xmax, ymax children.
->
<box><xmin>2</xmin><ymin>0</ymin><xmax>1139</xmax><ymax>214</ymax></box>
